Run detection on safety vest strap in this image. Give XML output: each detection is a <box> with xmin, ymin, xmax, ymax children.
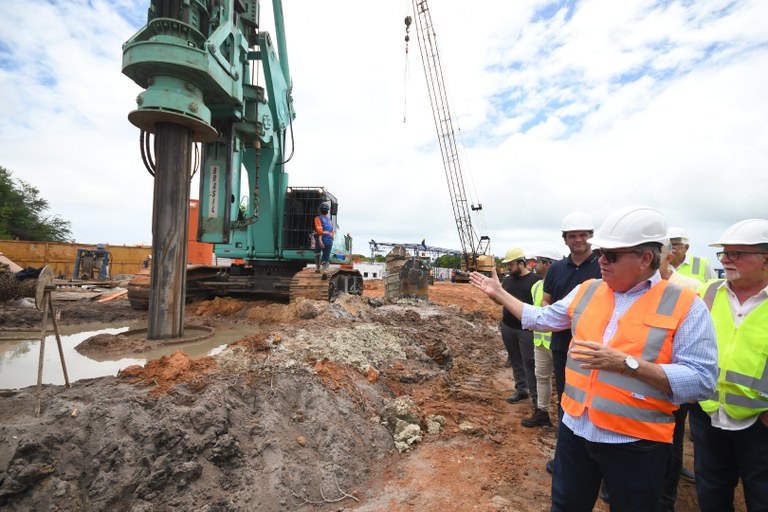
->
<box><xmin>571</xmin><ymin>279</ymin><xmax>603</xmax><ymax>337</ymax></box>
<box><xmin>564</xmin><ymin>382</ymin><xmax>586</xmax><ymax>403</ymax></box>
<box><xmin>591</xmin><ymin>395</ymin><xmax>675</xmax><ymax>425</ymax></box>
<box><xmin>691</xmin><ymin>256</ymin><xmax>701</xmax><ymax>276</ymax></box>
<box><xmin>727</xmin><ymin>392</ymin><xmax>768</xmax><ymax>409</ymax></box>
<box><xmin>726</xmin><ymin>366</ymin><xmax>768</xmax><ymax>395</ymax></box>
<box><xmin>701</xmin><ymin>279</ymin><xmax>724</xmax><ymax>310</ymax></box>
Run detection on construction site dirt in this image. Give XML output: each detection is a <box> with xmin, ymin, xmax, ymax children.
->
<box><xmin>0</xmin><ymin>281</ymin><xmax>733</xmax><ymax>512</ymax></box>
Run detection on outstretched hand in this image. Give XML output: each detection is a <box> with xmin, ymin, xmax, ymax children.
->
<box><xmin>469</xmin><ymin>266</ymin><xmax>502</xmax><ymax>301</ymax></box>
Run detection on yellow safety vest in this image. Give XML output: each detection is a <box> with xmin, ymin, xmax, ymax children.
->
<box><xmin>531</xmin><ymin>280</ymin><xmax>551</xmax><ymax>349</ymax></box>
<box><xmin>699</xmin><ymin>280</ymin><xmax>768</xmax><ymax>418</ymax></box>
<box><xmin>676</xmin><ymin>255</ymin><xmax>710</xmax><ymax>284</ymax></box>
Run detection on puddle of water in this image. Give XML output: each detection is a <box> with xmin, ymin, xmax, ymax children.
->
<box><xmin>0</xmin><ymin>322</ymin><xmax>262</xmax><ymax>390</ymax></box>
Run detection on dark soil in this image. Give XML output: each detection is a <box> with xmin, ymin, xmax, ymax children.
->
<box><xmin>0</xmin><ymin>282</ymin><xmax>739</xmax><ymax>511</ymax></box>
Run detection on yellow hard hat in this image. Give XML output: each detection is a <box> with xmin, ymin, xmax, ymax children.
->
<box><xmin>502</xmin><ymin>247</ymin><xmax>526</xmax><ymax>264</ymax></box>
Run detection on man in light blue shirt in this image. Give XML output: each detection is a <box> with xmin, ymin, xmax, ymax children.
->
<box><xmin>471</xmin><ymin>206</ymin><xmax>718</xmax><ymax>512</ymax></box>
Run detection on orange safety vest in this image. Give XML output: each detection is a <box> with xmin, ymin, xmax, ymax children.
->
<box><xmin>561</xmin><ymin>279</ymin><xmax>697</xmax><ymax>442</ymax></box>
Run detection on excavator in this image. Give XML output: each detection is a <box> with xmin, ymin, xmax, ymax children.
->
<box><xmin>121</xmin><ymin>1</ymin><xmax>363</xmax><ymax>323</ymax></box>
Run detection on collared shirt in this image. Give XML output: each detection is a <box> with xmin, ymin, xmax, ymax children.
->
<box><xmin>708</xmin><ymin>280</ymin><xmax>768</xmax><ymax>430</ymax></box>
<box><xmin>542</xmin><ymin>252</ymin><xmax>602</xmax><ymax>352</ymax></box>
<box><xmin>522</xmin><ymin>271</ymin><xmax>718</xmax><ymax>443</ymax></box>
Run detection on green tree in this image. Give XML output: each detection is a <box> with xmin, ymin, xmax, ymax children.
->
<box><xmin>434</xmin><ymin>254</ymin><xmax>461</xmax><ymax>268</ymax></box>
<box><xmin>0</xmin><ymin>166</ymin><xmax>73</xmax><ymax>242</ymax></box>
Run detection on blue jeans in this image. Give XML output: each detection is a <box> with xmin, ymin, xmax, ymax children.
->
<box><xmin>314</xmin><ymin>234</ymin><xmax>332</xmax><ymax>262</ymax></box>
<box><xmin>552</xmin><ymin>422</ymin><xmax>671</xmax><ymax>512</ymax></box>
<box><xmin>689</xmin><ymin>403</ymin><xmax>768</xmax><ymax>512</ymax></box>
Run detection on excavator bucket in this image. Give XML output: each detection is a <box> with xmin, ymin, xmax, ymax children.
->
<box><xmin>384</xmin><ymin>246</ymin><xmax>429</xmax><ymax>300</ymax></box>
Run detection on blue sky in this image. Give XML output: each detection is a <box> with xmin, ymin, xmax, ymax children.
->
<box><xmin>1</xmin><ymin>0</ymin><xmax>766</xmax><ymax>265</ymax></box>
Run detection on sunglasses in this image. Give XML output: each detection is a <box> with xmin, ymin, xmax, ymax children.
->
<box><xmin>716</xmin><ymin>250</ymin><xmax>768</xmax><ymax>261</ymax></box>
<box><xmin>595</xmin><ymin>248</ymin><xmax>642</xmax><ymax>263</ymax></box>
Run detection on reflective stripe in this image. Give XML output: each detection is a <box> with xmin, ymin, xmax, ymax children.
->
<box><xmin>641</xmin><ymin>283</ymin><xmax>682</xmax><ymax>361</ymax></box>
<box><xmin>727</xmin><ymin>366</ymin><xmax>768</xmax><ymax>394</ymax></box>
<box><xmin>566</xmin><ymin>356</ymin><xmax>591</xmax><ymax>377</ymax></box>
<box><xmin>564</xmin><ymin>382</ymin><xmax>586</xmax><ymax>403</ymax></box>
<box><xmin>591</xmin><ymin>395</ymin><xmax>675</xmax><ymax>424</ymax></box>
<box><xmin>598</xmin><ymin>371</ymin><xmax>668</xmax><ymax>401</ymax></box>
<box><xmin>691</xmin><ymin>256</ymin><xmax>701</xmax><ymax>276</ymax></box>
<box><xmin>531</xmin><ymin>280</ymin><xmax>543</xmax><ymax>300</ymax></box>
<box><xmin>727</xmin><ymin>393</ymin><xmax>768</xmax><ymax>409</ymax></box>
<box><xmin>702</xmin><ymin>280</ymin><xmax>724</xmax><ymax>310</ymax></box>
<box><xmin>571</xmin><ymin>280</ymin><xmax>602</xmax><ymax>337</ymax></box>
<box><xmin>533</xmin><ymin>331</ymin><xmax>550</xmax><ymax>345</ymax></box>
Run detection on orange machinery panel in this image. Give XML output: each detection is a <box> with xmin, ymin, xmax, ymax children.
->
<box><xmin>188</xmin><ymin>199</ymin><xmax>213</xmax><ymax>265</ymax></box>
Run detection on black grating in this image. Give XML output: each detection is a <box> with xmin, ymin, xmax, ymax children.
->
<box><xmin>282</xmin><ymin>188</ymin><xmax>334</xmax><ymax>250</ymax></box>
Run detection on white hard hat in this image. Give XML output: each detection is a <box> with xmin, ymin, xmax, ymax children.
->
<box><xmin>502</xmin><ymin>247</ymin><xmax>526</xmax><ymax>264</ymax></box>
<box><xmin>589</xmin><ymin>206</ymin><xmax>668</xmax><ymax>249</ymax></box>
<box><xmin>531</xmin><ymin>245</ymin><xmax>563</xmax><ymax>261</ymax></box>
<box><xmin>709</xmin><ymin>219</ymin><xmax>768</xmax><ymax>247</ymax></box>
<box><xmin>561</xmin><ymin>211</ymin><xmax>595</xmax><ymax>232</ymax></box>
<box><xmin>667</xmin><ymin>226</ymin><xmax>690</xmax><ymax>243</ymax></box>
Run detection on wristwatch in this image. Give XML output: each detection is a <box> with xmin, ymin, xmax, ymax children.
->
<box><xmin>622</xmin><ymin>355</ymin><xmax>639</xmax><ymax>376</ymax></box>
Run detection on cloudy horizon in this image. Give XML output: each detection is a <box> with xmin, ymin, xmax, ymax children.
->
<box><xmin>1</xmin><ymin>0</ymin><xmax>766</xmax><ymax>267</ymax></box>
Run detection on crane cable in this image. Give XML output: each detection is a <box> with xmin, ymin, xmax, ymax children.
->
<box><xmin>403</xmin><ymin>14</ymin><xmax>412</xmax><ymax>123</ymax></box>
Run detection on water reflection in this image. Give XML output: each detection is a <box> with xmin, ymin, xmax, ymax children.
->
<box><xmin>0</xmin><ymin>322</ymin><xmax>260</xmax><ymax>390</ymax></box>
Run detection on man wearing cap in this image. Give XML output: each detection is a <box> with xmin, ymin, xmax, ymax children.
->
<box><xmin>470</xmin><ymin>206</ymin><xmax>718</xmax><ymax>512</ymax></box>
<box><xmin>668</xmin><ymin>227</ymin><xmax>718</xmax><ymax>284</ymax></box>
<box><xmin>498</xmin><ymin>248</ymin><xmax>541</xmax><ymax>407</ymax></box>
<box><xmin>521</xmin><ymin>245</ymin><xmax>562</xmax><ymax>428</ymax></box>
<box><xmin>691</xmin><ymin>219</ymin><xmax>768</xmax><ymax>512</ymax></box>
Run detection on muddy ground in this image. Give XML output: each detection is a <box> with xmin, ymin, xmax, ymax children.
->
<box><xmin>0</xmin><ymin>281</ymin><xmax>727</xmax><ymax>511</ymax></box>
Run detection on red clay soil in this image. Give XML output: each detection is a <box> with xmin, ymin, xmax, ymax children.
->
<box><xmin>0</xmin><ymin>280</ymin><xmax>745</xmax><ymax>512</ymax></box>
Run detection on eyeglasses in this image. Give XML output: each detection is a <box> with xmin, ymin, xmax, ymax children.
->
<box><xmin>716</xmin><ymin>251</ymin><xmax>768</xmax><ymax>261</ymax></box>
<box><xmin>596</xmin><ymin>248</ymin><xmax>642</xmax><ymax>263</ymax></box>
<box><xmin>535</xmin><ymin>258</ymin><xmax>552</xmax><ymax>264</ymax></box>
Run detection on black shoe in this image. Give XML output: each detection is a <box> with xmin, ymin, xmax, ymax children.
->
<box><xmin>681</xmin><ymin>466</ymin><xmax>695</xmax><ymax>483</ymax></box>
<box><xmin>506</xmin><ymin>391</ymin><xmax>529</xmax><ymax>403</ymax></box>
<box><xmin>521</xmin><ymin>408</ymin><xmax>553</xmax><ymax>428</ymax></box>
<box><xmin>545</xmin><ymin>459</ymin><xmax>554</xmax><ymax>474</ymax></box>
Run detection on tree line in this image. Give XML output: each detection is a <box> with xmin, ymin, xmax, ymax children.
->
<box><xmin>0</xmin><ymin>166</ymin><xmax>72</xmax><ymax>242</ymax></box>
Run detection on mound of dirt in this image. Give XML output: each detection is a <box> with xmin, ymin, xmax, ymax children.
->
<box><xmin>0</xmin><ymin>281</ymin><xmax>715</xmax><ymax>511</ymax></box>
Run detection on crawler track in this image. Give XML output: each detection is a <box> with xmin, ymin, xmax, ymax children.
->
<box><xmin>290</xmin><ymin>267</ymin><xmax>364</xmax><ymax>301</ymax></box>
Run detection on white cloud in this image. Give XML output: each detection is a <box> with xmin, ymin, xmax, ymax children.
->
<box><xmin>1</xmin><ymin>0</ymin><xmax>766</xmax><ymax>266</ymax></box>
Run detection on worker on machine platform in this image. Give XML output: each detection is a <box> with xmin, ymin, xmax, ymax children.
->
<box><xmin>314</xmin><ymin>202</ymin><xmax>334</xmax><ymax>279</ymax></box>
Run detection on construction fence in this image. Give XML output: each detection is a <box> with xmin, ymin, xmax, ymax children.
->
<box><xmin>0</xmin><ymin>240</ymin><xmax>152</xmax><ymax>280</ymax></box>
